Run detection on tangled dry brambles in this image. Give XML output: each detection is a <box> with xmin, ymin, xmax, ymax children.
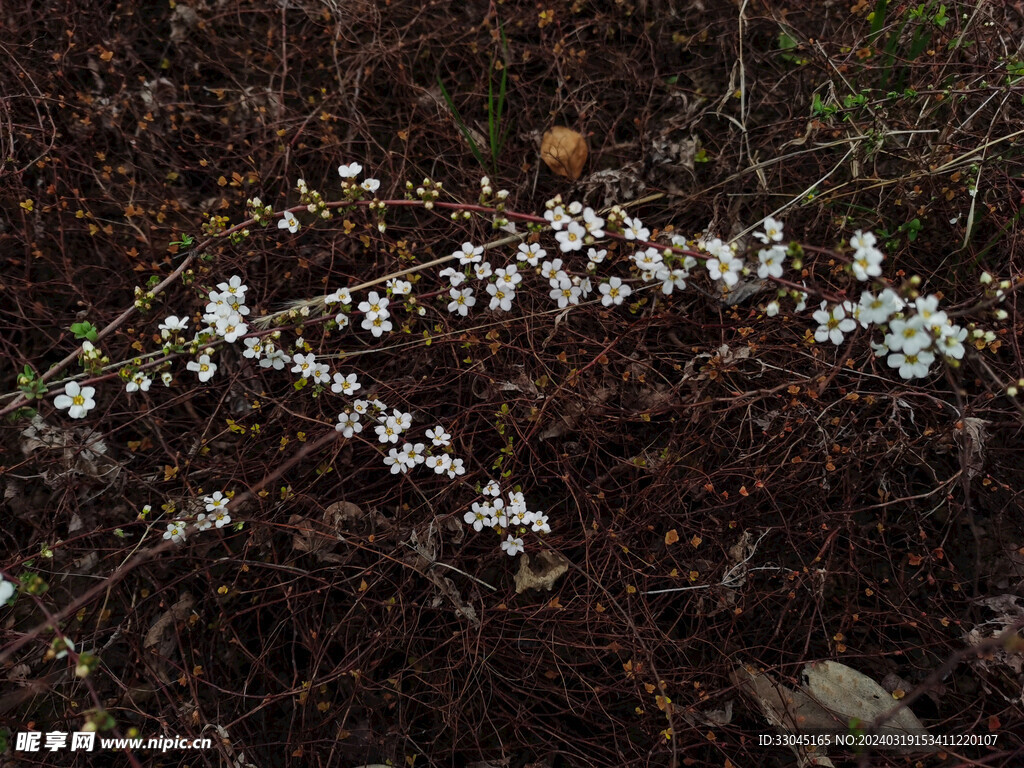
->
<box><xmin>2</xmin><ymin>1</ymin><xmax>1024</xmax><ymax>766</ymax></box>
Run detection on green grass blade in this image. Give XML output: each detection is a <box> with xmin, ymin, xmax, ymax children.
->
<box><xmin>437</xmin><ymin>75</ymin><xmax>487</xmax><ymax>171</ymax></box>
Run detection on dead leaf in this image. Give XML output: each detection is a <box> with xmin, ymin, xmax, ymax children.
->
<box><xmin>541</xmin><ymin>126</ymin><xmax>588</xmax><ymax>180</ymax></box>
<box><xmin>144</xmin><ymin>593</ymin><xmax>195</xmax><ymax>659</ymax></box>
<box><xmin>514</xmin><ymin>550</ymin><xmax>570</xmax><ymax>593</ymax></box>
<box><xmin>959</xmin><ymin>417</ymin><xmax>989</xmax><ymax>480</ymax></box>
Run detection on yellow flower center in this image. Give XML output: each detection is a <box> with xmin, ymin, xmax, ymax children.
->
<box><xmin>200</xmin><ymin>364</ymin><xmax>209</xmax><ymax>372</ymax></box>
<box><xmin>72</xmin><ymin>395</ymin><xmax>85</xmax><ymax>406</ymax></box>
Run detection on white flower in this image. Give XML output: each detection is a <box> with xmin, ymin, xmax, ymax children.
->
<box><xmin>400</xmin><ymin>442</ymin><xmax>426</xmax><ymax>467</ymax></box>
<box><xmin>387</xmin><ymin>278</ymin><xmax>412</xmax><ymax>295</ymax></box>
<box><xmin>383</xmin><ymin>447</ymin><xmax>407</xmax><ymax>474</ymax></box>
<box><xmin>338</xmin><ymin>162</ymin><xmax>363</xmax><ymax>179</ymax></box>
<box><xmin>812</xmin><ymin>301</ymin><xmax>857</xmax><ymax>345</ymax></box>
<box><xmin>530</xmin><ymin>512</ymin><xmax>551</xmax><ymax>534</ymax></box>
<box><xmin>567</xmin><ymin>200</ymin><xmax>583</xmax><ymax>215</ymax></box>
<box><xmin>757</xmin><ymin>245</ymin><xmax>786</xmax><ymax>279</ymax></box>
<box><xmin>632</xmin><ymin>247</ymin><xmax>663</xmax><ymax>274</ymax></box>
<box><xmin>914</xmin><ymin>295</ymin><xmax>947</xmax><ymax>330</ymax></box>
<box><xmin>331</xmin><ymin>372</ymin><xmax>361</xmax><ymax>396</ymax></box>
<box><xmin>887</xmin><ymin>349</ymin><xmax>935</xmax><ymax>380</ymax></box>
<box><xmin>352</xmin><ymin>399</ymin><xmax>369</xmax><ymax>414</ymax></box>
<box><xmin>465</xmin><ymin>503</ymin><xmax>496</xmax><ymax>532</ymax></box>
<box><xmin>582</xmin><ymin>207</ymin><xmax>605</xmax><ymax>238</ymax></box>
<box><xmin>857</xmin><ymin>289</ymin><xmax>903</xmax><ymax>326</ymax></box>
<box><xmin>937</xmin><ymin>324</ymin><xmax>967</xmax><ymax>360</ymax></box>
<box><xmin>540</xmin><ymin>258</ymin><xmax>564</xmax><ymax>281</ymax></box>
<box><xmin>851</xmin><ymin>246</ymin><xmax>884</xmax><ymax>281</ymax></box>
<box><xmin>242</xmin><ymin>337</ymin><xmax>264</xmax><ymax>360</ymax></box>
<box><xmin>426</xmin><ymin>452</ymin><xmax>453</xmax><ymax>474</ymax></box>
<box><xmin>486</xmin><ymin>283</ymin><xmax>515</xmax><ymax>312</ymax></box>
<box><xmin>163</xmin><ymin>521</ymin><xmax>187</xmax><ymax>543</ymax></box>
<box><xmin>336</xmin><ymin>411</ymin><xmax>363</xmax><ymax>437</ymax></box>
<box><xmin>325</xmin><ymin>287</ymin><xmax>352</xmax><ymax>305</ymax></box>
<box><xmin>885</xmin><ymin>315</ymin><xmax>931</xmax><ymax>355</ymax></box>
<box><xmin>622</xmin><ymin>215</ymin><xmax>649</xmax><ymax>242</ymax></box>
<box><xmin>358</xmin><ymin>291</ymin><xmax>390</xmax><ymax>321</ymax></box>
<box><xmin>212</xmin><ymin>509</ymin><xmax>231</xmax><ymax>528</ymax></box>
<box><xmin>447</xmin><ymin>286</ymin><xmax>476</xmax><ymax>316</ymax></box>
<box><xmin>586</xmin><ymin>247</ymin><xmax>607</xmax><ymax>268</ymax></box>
<box><xmin>544</xmin><ymin>205</ymin><xmax>568</xmax><ymax>231</ymax></box>
<box><xmin>126</xmin><ymin>372</ymin><xmax>152</xmax><ymax>393</ymax></box>
<box><xmin>217</xmin><ymin>276</ymin><xmax>247</xmax><ymax>297</ymax></box>
<box><xmin>361</xmin><ymin>178</ymin><xmax>380</xmax><ymax>193</ymax></box>
<box><xmin>291</xmin><ymin>352</ymin><xmax>317</xmax><ymax>378</ymax></box>
<box><xmin>707</xmin><ymin>255</ymin><xmax>744</xmax><ymax>287</ymax></box>
<box><xmin>214</xmin><ymin>315</ymin><xmax>248</xmax><ymax>343</ymax></box>
<box><xmin>0</xmin><ymin>578</ymin><xmax>16</xmax><ymax>605</ymax></box>
<box><xmin>426</xmin><ymin>426</ymin><xmax>451</xmax><ymax>447</ymax></box>
<box><xmin>482</xmin><ymin>480</ymin><xmax>501</xmax><ymax>497</ymax></box>
<box><xmin>187</xmin><ymin>354</ymin><xmax>218</xmax><ymax>383</ymax></box>
<box><xmin>599</xmin><ymin>277</ymin><xmax>631</xmax><ymax>306</ymax></box>
<box><xmin>195</xmin><ymin>513</ymin><xmax>212</xmax><ymax>532</ymax></box>
<box><xmin>849</xmin><ymin>229</ymin><xmax>877</xmax><ymax>251</ymax></box>
<box><xmin>657</xmin><ymin>268</ymin><xmax>689</xmax><ymax>295</ymax></box>
<box><xmin>312</xmin><ymin>363</ymin><xmax>332</xmax><ymax>384</ymax></box>
<box><xmin>555</xmin><ymin>221</ymin><xmax>587</xmax><ymax>252</ymax></box>
<box><xmin>765</xmin><ymin>300</ymin><xmax>780</xmax><ymax>317</ymax></box>
<box><xmin>158</xmin><ymin>315</ymin><xmax>189</xmax><ymax>336</ymax></box>
<box><xmin>501</xmin><ymin>535</ymin><xmax>525</xmax><ymax>556</ymax></box>
<box><xmin>454</xmin><ymin>242</ymin><xmax>484</xmax><ymax>265</ymax></box>
<box><xmin>579</xmin><ymin>276</ymin><xmax>593</xmax><ymax>297</ymax></box>
<box><xmin>495</xmin><ymin>265</ymin><xmax>522</xmax><ymax>289</ymax></box>
<box><xmin>439</xmin><ymin>267</ymin><xmax>466</xmax><ymax>287</ymax></box>
<box><xmin>549</xmin><ymin>277</ymin><xmax>581</xmax><ymax>308</ymax></box>
<box><xmin>794</xmin><ymin>288</ymin><xmax>808</xmax><ymax>312</ymax></box>
<box><xmin>375</xmin><ymin>418</ymin><xmax>401</xmax><ymax>444</ymax></box>
<box><xmin>474</xmin><ymin>261</ymin><xmax>493</xmax><ymax>281</ymax></box>
<box><xmin>391</xmin><ymin>410</ymin><xmax>412</xmax><ymax>431</ymax></box>
<box><xmin>447</xmin><ymin>457</ymin><xmax>466</xmax><ymax>478</ymax></box>
<box><xmin>754</xmin><ymin>216</ymin><xmax>784</xmax><ymax>244</ymax></box>
<box><xmin>278</xmin><ymin>211</ymin><xmax>300</xmax><ymax>233</ymax></box>
<box><xmin>161</xmin><ymin>372</ymin><xmax>173</xmax><ymax>387</ymax></box>
<box><xmin>259</xmin><ymin>348</ymin><xmax>290</xmax><ymax>370</ymax></box>
<box><xmin>361</xmin><ymin>315</ymin><xmax>393</xmax><ymax>337</ymax></box>
<box><xmin>517</xmin><ymin>242</ymin><xmax>546</xmax><ymax>266</ymax></box>
<box><xmin>204</xmin><ymin>491</ymin><xmax>228</xmax><ymax>512</ymax></box>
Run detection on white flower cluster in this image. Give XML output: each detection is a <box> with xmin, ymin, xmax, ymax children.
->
<box><xmin>463</xmin><ymin>482</ymin><xmax>550</xmax><ymax>556</ymax></box>
<box><xmin>163</xmin><ymin>491</ymin><xmax>232</xmax><ymax>543</ymax></box>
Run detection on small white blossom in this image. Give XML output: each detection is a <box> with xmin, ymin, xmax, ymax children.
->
<box><xmin>582</xmin><ymin>207</ymin><xmax>605</xmax><ymax>238</ymax></box>
<box><xmin>335</xmin><ymin>411</ymin><xmax>363</xmax><ymax>438</ymax></box>
<box><xmin>757</xmin><ymin>245</ymin><xmax>786</xmax><ymax>279</ymax></box>
<box><xmin>439</xmin><ymin>267</ymin><xmax>466</xmax><ymax>287</ymax></box>
<box><xmin>448</xmin><ymin>286</ymin><xmax>476</xmax><ymax>316</ymax></box>
<box><xmin>383</xmin><ymin>447</ymin><xmax>407</xmax><ymax>474</ymax></box>
<box><xmin>555</xmin><ymin>221</ymin><xmax>587</xmax><ymax>252</ymax></box>
<box><xmin>495</xmin><ymin>265</ymin><xmax>522</xmax><ymax>289</ymax></box>
<box><xmin>426</xmin><ymin>452</ymin><xmax>453</xmax><ymax>474</ymax></box>
<box><xmin>599</xmin><ymin>276</ymin><xmax>631</xmax><ymax>306</ymax></box>
<box><xmin>851</xmin><ymin>246</ymin><xmax>885</xmax><ymax>281</ymax></box>
<box><xmin>361</xmin><ymin>315</ymin><xmax>393</xmax><ymax>337</ymax></box>
<box><xmin>361</xmin><ymin>178</ymin><xmax>380</xmax><ymax>193</ymax></box>
<box><xmin>622</xmin><ymin>215</ymin><xmax>650</xmax><ymax>242</ymax></box>
<box><xmin>937</xmin><ymin>324</ymin><xmax>967</xmax><ymax>360</ymax></box>
<box><xmin>885</xmin><ymin>316</ymin><xmax>931</xmax><ymax>355</ymax></box>
<box><xmin>849</xmin><ymin>230</ymin><xmax>877</xmax><ymax>251</ymax></box>
<box><xmin>204</xmin><ymin>492</ymin><xmax>229</xmax><ymax>513</ymax></box>
<box><xmin>338</xmin><ymin>162</ymin><xmax>363</xmax><ymax>179</ymax></box>
<box><xmin>447</xmin><ymin>457</ymin><xmax>466</xmax><ymax>478</ymax></box>
<box><xmin>53</xmin><ymin>381</ymin><xmax>97</xmax><ymax>418</ymax></box>
<box><xmin>550</xmin><ymin>277</ymin><xmax>581</xmax><ymax>308</ymax></box>
<box><xmin>501</xmin><ymin>535</ymin><xmax>525</xmax><ymax>556</ymax></box>
<box><xmin>242</xmin><ymin>337</ymin><xmax>264</xmax><ymax>360</ymax></box>
<box><xmin>888</xmin><ymin>349</ymin><xmax>935</xmax><ymax>380</ymax></box>
<box><xmin>454</xmin><ymin>242</ymin><xmax>484</xmax><ymax>265</ymax></box>
<box><xmin>278</xmin><ymin>211</ymin><xmax>299</xmax><ymax>233</ymax></box>
<box><xmin>375</xmin><ymin>418</ymin><xmax>401</xmax><ymax>444</ymax></box>
<box><xmin>195</xmin><ymin>513</ymin><xmax>212</xmax><ymax>532</ymax></box>
<box><xmin>259</xmin><ymin>348</ymin><xmax>291</xmax><ymax>370</ymax></box>
<box><xmin>586</xmin><ymin>247</ymin><xmax>607</xmax><ymax>268</ymax></box>
<box><xmin>325</xmin><ymin>287</ymin><xmax>352</xmax><ymax>305</ymax></box>
<box><xmin>812</xmin><ymin>301</ymin><xmax>857</xmax><ymax>345</ymax></box>
<box><xmin>358</xmin><ymin>292</ymin><xmax>390</xmax><ymax>321</ymax></box>
<box><xmin>158</xmin><ymin>315</ymin><xmax>189</xmax><ymax>337</ymax></box>
<box><xmin>482</xmin><ymin>480</ymin><xmax>501</xmax><ymax>497</ymax></box>
<box><xmin>540</xmin><ymin>258</ymin><xmax>564</xmax><ymax>282</ymax></box>
<box><xmin>914</xmin><ymin>295</ymin><xmax>947</xmax><ymax>330</ymax></box>
<box><xmin>426</xmin><ymin>426</ymin><xmax>451</xmax><ymax>447</ymax></box>
<box><xmin>187</xmin><ymin>354</ymin><xmax>218</xmax><ymax>383</ymax></box>
<box><xmin>291</xmin><ymin>352</ymin><xmax>317</xmax><ymax>378</ymax></box>
<box><xmin>331</xmin><ymin>372</ymin><xmax>362</xmax><ymax>396</ymax></box>
<box><xmin>474</xmin><ymin>261</ymin><xmax>493</xmax><ymax>281</ymax></box>
<box><xmin>857</xmin><ymin>289</ymin><xmax>903</xmax><ymax>326</ymax></box>
<box><xmin>163</xmin><ymin>521</ymin><xmax>187</xmax><ymax>543</ymax></box>
<box><xmin>517</xmin><ymin>242</ymin><xmax>546</xmax><ymax>266</ymax></box>
<box><xmin>161</xmin><ymin>372</ymin><xmax>173</xmax><ymax>387</ymax></box>
<box><xmin>465</xmin><ymin>502</ymin><xmax>496</xmax><ymax>531</ymax></box>
<box><xmin>486</xmin><ymin>283</ymin><xmax>515</xmax><ymax>312</ymax></box>
<box><xmin>657</xmin><ymin>268</ymin><xmax>689</xmax><ymax>295</ymax></box>
<box><xmin>544</xmin><ymin>205</ymin><xmax>569</xmax><ymax>231</ymax></box>
<box><xmin>754</xmin><ymin>216</ymin><xmax>785</xmax><ymax>244</ymax></box>
<box><xmin>387</xmin><ymin>278</ymin><xmax>412</xmax><ymax>295</ymax></box>
<box><xmin>126</xmin><ymin>372</ymin><xmax>151</xmax><ymax>393</ymax></box>
<box><xmin>312</xmin><ymin>363</ymin><xmax>331</xmax><ymax>385</ymax></box>
<box><xmin>765</xmin><ymin>300</ymin><xmax>780</xmax><ymax>317</ymax></box>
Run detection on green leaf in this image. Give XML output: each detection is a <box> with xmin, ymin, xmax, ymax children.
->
<box><xmin>70</xmin><ymin>321</ymin><xmax>99</xmax><ymax>342</ymax></box>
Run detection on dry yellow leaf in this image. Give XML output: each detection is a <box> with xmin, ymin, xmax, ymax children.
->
<box><xmin>664</xmin><ymin>529</ymin><xmax>679</xmax><ymax>545</ymax></box>
<box><xmin>541</xmin><ymin>126</ymin><xmax>588</xmax><ymax>180</ymax></box>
